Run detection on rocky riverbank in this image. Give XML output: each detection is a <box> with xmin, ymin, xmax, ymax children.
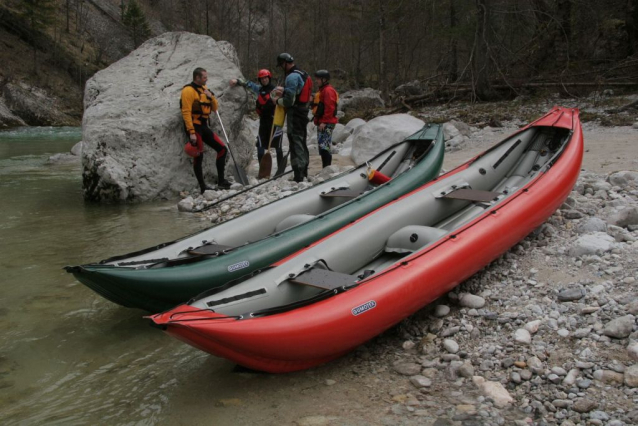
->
<box><xmin>365</xmin><ymin>167</ymin><xmax>638</xmax><ymax>426</ymax></box>
<box><xmin>168</xmin><ymin>109</ymin><xmax>638</xmax><ymax>425</ymax></box>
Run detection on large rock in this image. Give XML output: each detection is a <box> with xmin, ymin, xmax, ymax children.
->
<box><xmin>330</xmin><ymin>123</ymin><xmax>347</xmax><ymax>144</ymax></box>
<box><xmin>568</xmin><ymin>232</ymin><xmax>616</xmax><ymax>257</ymax></box>
<box><xmin>344</xmin><ymin>118</ymin><xmax>366</xmax><ymax>134</ymax></box>
<box><xmin>0</xmin><ymin>96</ymin><xmax>26</xmax><ymax>128</ymax></box>
<box><xmin>2</xmin><ymin>82</ymin><xmax>76</xmax><ymax>126</ymax></box>
<box><xmin>607</xmin><ymin>207</ymin><xmax>638</xmax><ymax>228</ymax></box>
<box><xmin>350</xmin><ymin>114</ymin><xmax>424</xmax><ymax>164</ymax></box>
<box><xmin>603</xmin><ymin>315</ymin><xmax>635</xmax><ymax>339</ymax></box>
<box><xmin>82</xmin><ymin>32</ymin><xmax>251</xmax><ymax>202</ymax></box>
<box><xmin>576</xmin><ymin>217</ymin><xmax>608</xmax><ymax>234</ymax></box>
<box><xmin>338</xmin><ymin>88</ymin><xmax>384</xmax><ymax>113</ymax></box>
<box><xmin>608</xmin><ymin>171</ymin><xmax>638</xmax><ymax>188</ymax></box>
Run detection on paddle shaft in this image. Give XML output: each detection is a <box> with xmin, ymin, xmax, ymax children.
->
<box><xmin>215</xmin><ymin>111</ymin><xmax>249</xmax><ymax>185</ymax></box>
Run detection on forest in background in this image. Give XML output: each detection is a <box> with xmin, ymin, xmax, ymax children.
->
<box><xmin>1</xmin><ymin>0</ymin><xmax>638</xmax><ymax>112</ymax></box>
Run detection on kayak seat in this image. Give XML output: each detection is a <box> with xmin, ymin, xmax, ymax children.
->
<box><xmin>290</xmin><ymin>268</ymin><xmax>358</xmax><ymax>290</ymax></box>
<box><xmin>187</xmin><ymin>243</ymin><xmax>234</xmax><ymax>256</ymax></box>
<box><xmin>440</xmin><ymin>188</ymin><xmax>501</xmax><ymax>203</ymax></box>
<box><xmin>385</xmin><ymin>226</ymin><xmax>447</xmax><ymax>254</ymax></box>
<box><xmin>274</xmin><ymin>214</ymin><xmax>316</xmax><ymax>233</ymax></box>
<box><xmin>320</xmin><ymin>188</ymin><xmax>363</xmax><ymax>198</ymax></box>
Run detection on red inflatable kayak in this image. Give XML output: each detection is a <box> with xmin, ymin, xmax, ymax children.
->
<box><xmin>151</xmin><ymin>107</ymin><xmax>583</xmax><ymax>373</ymax></box>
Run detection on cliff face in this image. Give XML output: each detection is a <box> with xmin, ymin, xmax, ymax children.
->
<box><xmin>0</xmin><ymin>0</ymin><xmax>167</xmax><ymax>128</ymax></box>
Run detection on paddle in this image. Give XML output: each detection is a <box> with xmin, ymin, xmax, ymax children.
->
<box><xmin>215</xmin><ymin>111</ymin><xmax>250</xmax><ymax>186</ymax></box>
<box><xmin>257</xmin><ymin>121</ymin><xmax>276</xmax><ymax>179</ymax></box>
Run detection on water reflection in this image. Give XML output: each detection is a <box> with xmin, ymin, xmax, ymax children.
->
<box><xmin>0</xmin><ymin>127</ymin><xmax>213</xmax><ymax>425</ymax></box>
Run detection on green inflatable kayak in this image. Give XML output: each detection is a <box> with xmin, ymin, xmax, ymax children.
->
<box><xmin>66</xmin><ymin>124</ymin><xmax>445</xmax><ymax>312</ymax></box>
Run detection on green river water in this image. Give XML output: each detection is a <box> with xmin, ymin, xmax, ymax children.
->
<box><xmin>0</xmin><ymin>128</ymin><xmax>325</xmax><ymax>425</ymax></box>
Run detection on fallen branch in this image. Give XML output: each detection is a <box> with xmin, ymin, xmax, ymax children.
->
<box><xmin>607</xmin><ymin>99</ymin><xmax>638</xmax><ymax>113</ymax></box>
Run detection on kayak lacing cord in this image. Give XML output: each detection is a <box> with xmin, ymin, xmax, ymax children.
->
<box><xmin>166</xmin><ymin>309</ymin><xmax>241</xmax><ymax>322</ymax></box>
<box><xmin>241</xmin><ymin>287</ymin><xmax>345</xmax><ymax>319</ymax></box>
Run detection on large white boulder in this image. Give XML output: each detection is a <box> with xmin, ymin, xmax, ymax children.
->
<box><xmin>330</xmin><ymin>123</ymin><xmax>347</xmax><ymax>144</ymax></box>
<box><xmin>344</xmin><ymin>118</ymin><xmax>366</xmax><ymax>134</ymax></box>
<box><xmin>82</xmin><ymin>32</ymin><xmax>251</xmax><ymax>202</ymax></box>
<box><xmin>350</xmin><ymin>114</ymin><xmax>424</xmax><ymax>164</ymax></box>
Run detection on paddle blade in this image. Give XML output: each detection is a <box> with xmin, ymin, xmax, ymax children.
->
<box><xmin>232</xmin><ymin>163</ymin><xmax>250</xmax><ymax>186</ymax></box>
<box><xmin>258</xmin><ymin>152</ymin><xmax>272</xmax><ymax>179</ymax></box>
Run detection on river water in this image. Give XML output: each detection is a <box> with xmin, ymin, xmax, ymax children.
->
<box><xmin>0</xmin><ymin>128</ymin><xmax>306</xmax><ymax>425</ymax></box>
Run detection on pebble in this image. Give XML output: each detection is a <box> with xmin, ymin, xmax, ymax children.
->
<box><xmin>457</xmin><ymin>362</ymin><xmax>474</xmax><ymax>378</ymax></box>
<box><xmin>593</xmin><ymin>369</ymin><xmax>624</xmax><ymax>385</ymax></box>
<box><xmin>459</xmin><ymin>294</ymin><xmax>486</xmax><ymax>309</ymax></box>
<box><xmin>562</xmin><ymin>369</ymin><xmax>579</xmax><ymax>386</ymax></box>
<box><xmin>577</xmin><ymin>379</ymin><xmax>592</xmax><ymax>389</ymax></box>
<box><xmin>572</xmin><ymin>398</ymin><xmax>598</xmax><ymax>413</ymax></box>
<box><xmin>628</xmin><ymin>342</ymin><xmax>638</xmax><ymax>361</ymax></box>
<box><xmin>443</xmin><ymin>339</ymin><xmax>459</xmax><ymax>354</ymax></box>
<box><xmin>548</xmin><ymin>373</ymin><xmax>561</xmax><ymax>383</ymax></box>
<box><xmin>472</xmin><ymin>376</ymin><xmax>514</xmax><ymax>407</ymax></box>
<box><xmin>573</xmin><ymin>327</ymin><xmax>592</xmax><ymax>338</ymax></box>
<box><xmin>551</xmin><ymin>367</ymin><xmax>567</xmax><ymax>376</ymax></box>
<box><xmin>403</xmin><ymin>341</ymin><xmax>417</xmax><ymax>353</ymax></box>
<box><xmin>409</xmin><ymin>375</ymin><xmax>433</xmax><ymax>388</ymax></box>
<box><xmin>625</xmin><ymin>364</ymin><xmax>638</xmax><ymax>387</ymax></box>
<box><xmin>510</xmin><ymin>371</ymin><xmax>522</xmax><ymax>383</ymax></box>
<box><xmin>520</xmin><ymin>370</ymin><xmax>533</xmax><ymax>381</ymax></box>
<box><xmin>514</xmin><ymin>328</ymin><xmax>532</xmax><ymax>344</ymax></box>
<box><xmin>527</xmin><ymin>356</ymin><xmax>543</xmax><ymax>374</ymax></box>
<box><xmin>393</xmin><ymin>362</ymin><xmax>422</xmax><ymax>376</ymax></box>
<box><xmin>440</xmin><ymin>326</ymin><xmax>460</xmax><ymax>337</ymax></box>
<box><xmin>434</xmin><ymin>305</ymin><xmax>451</xmax><ymax>317</ymax></box>
<box><xmin>557</xmin><ymin>328</ymin><xmax>569</xmax><ymax>337</ymax></box>
<box><xmin>524</xmin><ymin>320</ymin><xmax>541</xmax><ymax>334</ymax></box>
<box><xmin>557</xmin><ymin>287</ymin><xmax>586</xmax><ymax>301</ymax></box>
<box><xmin>590</xmin><ymin>411</ymin><xmax>610</xmax><ymax>421</ymax></box>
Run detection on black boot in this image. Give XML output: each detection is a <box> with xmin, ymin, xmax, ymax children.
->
<box><xmin>194</xmin><ymin>157</ymin><xmax>212</xmax><ymax>193</ymax></box>
<box><xmin>320</xmin><ymin>150</ymin><xmax>332</xmax><ymax>168</ymax></box>
<box><xmin>216</xmin><ymin>157</ymin><xmax>231</xmax><ymax>189</ymax></box>
<box><xmin>293</xmin><ymin>169</ymin><xmax>302</xmax><ymax>183</ymax></box>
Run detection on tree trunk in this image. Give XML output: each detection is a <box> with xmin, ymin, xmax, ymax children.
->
<box><xmin>205</xmin><ymin>0</ymin><xmax>209</xmax><ymax>36</ymax></box>
<box><xmin>473</xmin><ymin>0</ymin><xmax>493</xmax><ymax>100</ymax></box>
<box><xmin>449</xmin><ymin>0</ymin><xmax>458</xmax><ymax>82</ymax></box>
<box><xmin>378</xmin><ymin>0</ymin><xmax>387</xmax><ymax>99</ymax></box>
<box><xmin>66</xmin><ymin>0</ymin><xmax>71</xmax><ymax>32</ymax></box>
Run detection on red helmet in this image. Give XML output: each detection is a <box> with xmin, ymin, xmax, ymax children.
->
<box><xmin>184</xmin><ymin>133</ymin><xmax>203</xmax><ymax>157</ymax></box>
<box><xmin>258</xmin><ymin>69</ymin><xmax>272</xmax><ymax>79</ymax></box>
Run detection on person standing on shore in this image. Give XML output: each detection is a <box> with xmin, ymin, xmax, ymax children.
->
<box><xmin>312</xmin><ymin>69</ymin><xmax>339</xmax><ymax>168</ymax></box>
<box><xmin>230</xmin><ymin>69</ymin><xmax>284</xmax><ymax>171</ymax></box>
<box><xmin>272</xmin><ymin>53</ymin><xmax>312</xmax><ymax>182</ymax></box>
<box><xmin>181</xmin><ymin>67</ymin><xmax>232</xmax><ymax>192</ymax></box>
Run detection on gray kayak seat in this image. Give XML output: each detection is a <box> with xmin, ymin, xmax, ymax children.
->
<box><xmin>385</xmin><ymin>225</ymin><xmax>448</xmax><ymax>254</ymax></box>
<box><xmin>291</xmin><ymin>268</ymin><xmax>358</xmax><ymax>290</ymax></box>
<box><xmin>274</xmin><ymin>214</ymin><xmax>316</xmax><ymax>233</ymax></box>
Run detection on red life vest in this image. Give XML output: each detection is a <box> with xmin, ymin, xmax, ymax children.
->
<box><xmin>256</xmin><ymin>83</ymin><xmax>276</xmax><ymax>117</ymax></box>
<box><xmin>291</xmin><ymin>68</ymin><xmax>313</xmax><ymax>105</ymax></box>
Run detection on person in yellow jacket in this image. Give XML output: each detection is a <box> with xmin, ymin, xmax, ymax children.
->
<box><xmin>181</xmin><ymin>67</ymin><xmax>231</xmax><ymax>191</ymax></box>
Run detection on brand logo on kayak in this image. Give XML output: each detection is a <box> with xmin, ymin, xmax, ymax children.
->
<box><xmin>228</xmin><ymin>260</ymin><xmax>250</xmax><ymax>273</ymax></box>
<box><xmin>352</xmin><ymin>300</ymin><xmax>376</xmax><ymax>316</ymax></box>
